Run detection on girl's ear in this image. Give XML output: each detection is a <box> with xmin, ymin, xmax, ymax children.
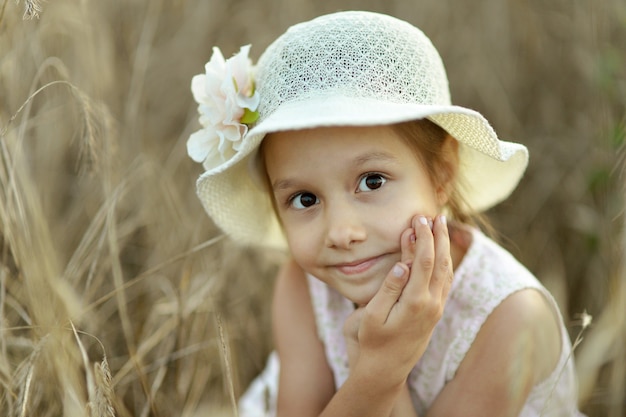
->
<box><xmin>436</xmin><ymin>135</ymin><xmax>459</xmax><ymax>206</ymax></box>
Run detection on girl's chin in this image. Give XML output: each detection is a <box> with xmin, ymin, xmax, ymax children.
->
<box><xmin>346</xmin><ymin>290</ymin><xmax>377</xmax><ymax>308</ymax></box>
<box><xmin>336</xmin><ymin>277</ymin><xmax>388</xmax><ymax>307</ymax></box>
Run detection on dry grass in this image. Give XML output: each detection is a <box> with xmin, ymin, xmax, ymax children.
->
<box><xmin>0</xmin><ymin>0</ymin><xmax>624</xmax><ymax>415</ymax></box>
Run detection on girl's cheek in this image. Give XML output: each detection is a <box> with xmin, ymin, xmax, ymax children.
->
<box><xmin>285</xmin><ymin>228</ymin><xmax>315</xmax><ymax>261</ymax></box>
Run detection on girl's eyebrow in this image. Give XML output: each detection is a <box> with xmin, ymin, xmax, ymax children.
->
<box><xmin>353</xmin><ymin>151</ymin><xmax>399</xmax><ymax>167</ymax></box>
<box><xmin>272</xmin><ymin>178</ymin><xmax>298</xmax><ymax>192</ymax></box>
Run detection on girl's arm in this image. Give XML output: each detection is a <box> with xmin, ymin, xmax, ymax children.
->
<box><xmin>425</xmin><ymin>288</ymin><xmax>561</xmax><ymax>416</ymax></box>
<box><xmin>273</xmin><ymin>259</ymin><xmax>335</xmax><ymax>416</ymax></box>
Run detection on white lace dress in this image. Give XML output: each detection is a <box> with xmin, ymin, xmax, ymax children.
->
<box><xmin>239</xmin><ymin>228</ymin><xmax>584</xmax><ymax>416</ymax></box>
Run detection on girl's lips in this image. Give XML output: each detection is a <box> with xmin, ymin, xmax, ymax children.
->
<box><xmin>335</xmin><ymin>255</ymin><xmax>383</xmax><ymax>275</ymax></box>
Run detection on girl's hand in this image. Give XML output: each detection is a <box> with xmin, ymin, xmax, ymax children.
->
<box><xmin>348</xmin><ymin>214</ymin><xmax>453</xmax><ymax>388</ymax></box>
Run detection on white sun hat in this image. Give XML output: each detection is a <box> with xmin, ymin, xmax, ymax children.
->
<box><xmin>189</xmin><ymin>11</ymin><xmax>528</xmax><ymax>250</ymax></box>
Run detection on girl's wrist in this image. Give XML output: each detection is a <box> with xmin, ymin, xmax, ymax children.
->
<box><xmin>390</xmin><ymin>383</ymin><xmax>418</xmax><ymax>417</ymax></box>
<box><xmin>321</xmin><ymin>367</ymin><xmax>406</xmax><ymax>417</ymax></box>
<box><xmin>351</xmin><ymin>357</ymin><xmax>408</xmax><ymax>398</ymax></box>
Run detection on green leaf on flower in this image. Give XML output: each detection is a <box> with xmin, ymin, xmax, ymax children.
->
<box><xmin>241</xmin><ymin>108</ymin><xmax>259</xmax><ymax>125</ymax></box>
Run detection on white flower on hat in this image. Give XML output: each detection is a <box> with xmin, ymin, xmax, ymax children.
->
<box><xmin>188</xmin><ymin>44</ymin><xmax>260</xmax><ymax>171</ymax></box>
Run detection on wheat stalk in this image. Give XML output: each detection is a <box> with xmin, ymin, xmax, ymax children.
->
<box><xmin>20</xmin><ymin>0</ymin><xmax>43</xmax><ymax>19</ymax></box>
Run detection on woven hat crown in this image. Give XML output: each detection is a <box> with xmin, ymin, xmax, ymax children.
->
<box><xmin>254</xmin><ymin>11</ymin><xmax>451</xmax><ymax>124</ymax></box>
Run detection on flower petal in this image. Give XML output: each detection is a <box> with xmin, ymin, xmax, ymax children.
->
<box><xmin>191</xmin><ymin>74</ymin><xmax>208</xmax><ymax>104</ymax></box>
<box><xmin>236</xmin><ymin>92</ymin><xmax>260</xmax><ymax>112</ymax></box>
<box><xmin>187</xmin><ymin>129</ymin><xmax>215</xmax><ymax>163</ymax></box>
<box><xmin>229</xmin><ymin>45</ymin><xmax>252</xmax><ymax>93</ymax></box>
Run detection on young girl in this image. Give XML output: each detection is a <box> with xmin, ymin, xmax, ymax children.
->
<box><xmin>187</xmin><ymin>11</ymin><xmax>584</xmax><ymax>416</ymax></box>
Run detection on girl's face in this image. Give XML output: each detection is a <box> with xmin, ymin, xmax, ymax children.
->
<box><xmin>264</xmin><ymin>125</ymin><xmax>445</xmax><ymax>306</ymax></box>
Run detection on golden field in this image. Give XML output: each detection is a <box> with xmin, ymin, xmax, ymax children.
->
<box><xmin>0</xmin><ymin>0</ymin><xmax>625</xmax><ymax>415</ymax></box>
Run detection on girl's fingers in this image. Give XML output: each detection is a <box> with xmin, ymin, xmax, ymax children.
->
<box><xmin>368</xmin><ymin>214</ymin><xmax>451</xmax><ymax>326</ymax></box>
<box><xmin>402</xmin><ymin>215</ymin><xmax>435</xmax><ymax>295</ymax></box>
<box><xmin>430</xmin><ymin>215</ymin><xmax>453</xmax><ymax>300</ymax></box>
<box><xmin>400</xmin><ymin>227</ymin><xmax>416</xmax><ymax>267</ymax></box>
<box><xmin>364</xmin><ymin>262</ymin><xmax>410</xmax><ymax>324</ymax></box>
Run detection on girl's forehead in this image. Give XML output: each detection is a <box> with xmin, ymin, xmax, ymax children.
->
<box><xmin>264</xmin><ymin>125</ymin><xmax>411</xmax><ymax>156</ymax></box>
<box><xmin>262</xmin><ymin>125</ymin><xmax>422</xmax><ymax>175</ymax></box>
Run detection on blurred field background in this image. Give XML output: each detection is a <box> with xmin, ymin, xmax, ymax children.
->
<box><xmin>0</xmin><ymin>0</ymin><xmax>625</xmax><ymax>416</ymax></box>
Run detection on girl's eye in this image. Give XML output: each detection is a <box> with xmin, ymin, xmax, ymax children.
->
<box><xmin>357</xmin><ymin>173</ymin><xmax>387</xmax><ymax>192</ymax></box>
<box><xmin>290</xmin><ymin>192</ymin><xmax>319</xmax><ymax>209</ymax></box>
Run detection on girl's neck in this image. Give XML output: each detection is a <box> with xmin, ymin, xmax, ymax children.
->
<box><xmin>449</xmin><ymin>223</ymin><xmax>472</xmax><ymax>270</ymax></box>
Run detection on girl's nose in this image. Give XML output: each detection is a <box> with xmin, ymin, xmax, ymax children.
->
<box><xmin>324</xmin><ymin>205</ymin><xmax>367</xmax><ymax>249</ymax></box>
